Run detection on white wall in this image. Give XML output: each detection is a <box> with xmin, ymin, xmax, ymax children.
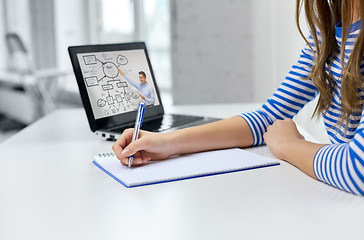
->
<box><xmin>170</xmin><ymin>0</ymin><xmax>253</xmax><ymax>104</ymax></box>
<box><xmin>252</xmin><ymin>0</ymin><xmax>305</xmax><ymax>102</ymax></box>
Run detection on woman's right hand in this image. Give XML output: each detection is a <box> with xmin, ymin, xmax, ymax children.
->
<box><xmin>112</xmin><ymin>129</ymin><xmax>173</xmax><ymax>166</ymax></box>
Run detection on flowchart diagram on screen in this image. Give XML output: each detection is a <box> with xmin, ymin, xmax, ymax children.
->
<box><xmin>79</xmin><ymin>53</ymin><xmax>140</xmax><ymax>117</ymax></box>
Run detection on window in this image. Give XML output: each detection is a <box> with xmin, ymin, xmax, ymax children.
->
<box><xmin>63</xmin><ymin>0</ymin><xmax>172</xmax><ymax>105</ymax></box>
<box><xmin>100</xmin><ymin>0</ymin><xmax>171</xmax><ymax>92</ymax></box>
<box><xmin>100</xmin><ymin>0</ymin><xmax>135</xmax><ymax>43</ymax></box>
<box><xmin>143</xmin><ymin>0</ymin><xmax>171</xmax><ymax>91</ymax></box>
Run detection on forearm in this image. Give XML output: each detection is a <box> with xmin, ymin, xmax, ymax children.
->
<box><xmin>124</xmin><ymin>76</ymin><xmax>139</xmax><ymax>90</ymax></box>
<box><xmin>279</xmin><ymin>139</ymin><xmax>325</xmax><ymax>179</ymax></box>
<box><xmin>263</xmin><ymin>119</ymin><xmax>325</xmax><ymax>179</ymax></box>
<box><xmin>167</xmin><ymin>116</ymin><xmax>254</xmax><ymax>156</ymax></box>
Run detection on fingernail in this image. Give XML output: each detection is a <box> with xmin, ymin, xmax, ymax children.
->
<box><xmin>122</xmin><ymin>148</ymin><xmax>130</xmax><ymax>156</ymax></box>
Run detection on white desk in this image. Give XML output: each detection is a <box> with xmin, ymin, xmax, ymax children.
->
<box><xmin>0</xmin><ymin>103</ymin><xmax>363</xmax><ymax>240</ymax></box>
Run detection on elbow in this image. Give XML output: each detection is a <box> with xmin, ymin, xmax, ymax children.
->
<box><xmin>347</xmin><ymin>148</ymin><xmax>364</xmax><ymax>196</ymax></box>
<box><xmin>315</xmin><ymin>144</ymin><xmax>364</xmax><ymax>196</ymax></box>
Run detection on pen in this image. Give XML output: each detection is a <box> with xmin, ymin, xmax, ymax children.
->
<box><xmin>128</xmin><ymin>101</ymin><xmax>145</xmax><ymax>168</ymax></box>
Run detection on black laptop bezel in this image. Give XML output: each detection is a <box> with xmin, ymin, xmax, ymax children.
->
<box><xmin>68</xmin><ymin>42</ymin><xmax>164</xmax><ymax>132</ymax></box>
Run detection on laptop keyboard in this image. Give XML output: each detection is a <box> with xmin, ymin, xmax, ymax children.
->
<box><xmin>142</xmin><ymin>114</ymin><xmax>203</xmax><ymax>132</ymax></box>
<box><xmin>113</xmin><ymin>114</ymin><xmax>204</xmax><ymax>133</ymax></box>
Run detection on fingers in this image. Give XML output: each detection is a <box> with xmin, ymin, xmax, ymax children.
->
<box><xmin>112</xmin><ymin>129</ymin><xmax>151</xmax><ymax>166</ymax></box>
<box><xmin>119</xmin><ymin>155</ymin><xmax>151</xmax><ymax>166</ymax></box>
<box><xmin>112</xmin><ymin>128</ymin><xmax>133</xmax><ymax>156</ymax></box>
<box><xmin>122</xmin><ymin>133</ymin><xmax>150</xmax><ymax>158</ymax></box>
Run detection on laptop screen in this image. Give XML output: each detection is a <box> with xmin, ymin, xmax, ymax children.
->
<box><xmin>76</xmin><ymin>49</ymin><xmax>160</xmax><ymax>120</ymax></box>
<box><xmin>68</xmin><ymin>42</ymin><xmax>164</xmax><ymax>132</ymax></box>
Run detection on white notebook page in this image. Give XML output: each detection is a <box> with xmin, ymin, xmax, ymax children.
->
<box><xmin>93</xmin><ymin>148</ymin><xmax>279</xmax><ymax>187</ymax></box>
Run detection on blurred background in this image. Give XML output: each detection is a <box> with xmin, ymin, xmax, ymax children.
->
<box><xmin>0</xmin><ymin>0</ymin><xmax>329</xmax><ymax>143</ymax></box>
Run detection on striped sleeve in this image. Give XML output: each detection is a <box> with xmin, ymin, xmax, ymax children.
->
<box><xmin>240</xmin><ymin>38</ymin><xmax>319</xmax><ymax>146</ymax></box>
<box><xmin>313</xmin><ymin>108</ymin><xmax>364</xmax><ymax>196</ymax></box>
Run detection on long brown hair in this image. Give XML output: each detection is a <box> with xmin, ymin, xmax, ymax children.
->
<box><xmin>296</xmin><ymin>0</ymin><xmax>364</xmax><ymax>132</ymax></box>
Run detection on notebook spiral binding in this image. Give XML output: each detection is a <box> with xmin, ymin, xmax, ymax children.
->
<box><xmin>98</xmin><ymin>153</ymin><xmax>115</xmax><ymax>157</ymax></box>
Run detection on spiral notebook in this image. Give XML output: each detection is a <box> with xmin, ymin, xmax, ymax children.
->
<box><xmin>93</xmin><ymin>148</ymin><xmax>279</xmax><ymax>188</ymax></box>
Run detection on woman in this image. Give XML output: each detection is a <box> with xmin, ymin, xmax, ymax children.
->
<box><xmin>112</xmin><ymin>0</ymin><xmax>364</xmax><ymax>196</ymax></box>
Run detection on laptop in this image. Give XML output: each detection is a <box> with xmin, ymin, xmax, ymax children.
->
<box><xmin>68</xmin><ymin>42</ymin><xmax>220</xmax><ymax>141</ymax></box>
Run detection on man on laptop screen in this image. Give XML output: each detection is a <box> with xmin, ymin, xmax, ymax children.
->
<box><xmin>118</xmin><ymin>69</ymin><xmax>155</xmax><ymax>106</ymax></box>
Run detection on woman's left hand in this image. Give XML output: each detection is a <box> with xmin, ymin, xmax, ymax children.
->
<box><xmin>263</xmin><ymin>119</ymin><xmax>304</xmax><ymax>160</ymax></box>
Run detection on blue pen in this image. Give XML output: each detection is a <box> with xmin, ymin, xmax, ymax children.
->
<box><xmin>128</xmin><ymin>101</ymin><xmax>145</xmax><ymax>168</ymax></box>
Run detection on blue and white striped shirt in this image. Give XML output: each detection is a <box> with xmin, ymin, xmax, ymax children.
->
<box><xmin>240</xmin><ymin>20</ymin><xmax>364</xmax><ymax>195</ymax></box>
